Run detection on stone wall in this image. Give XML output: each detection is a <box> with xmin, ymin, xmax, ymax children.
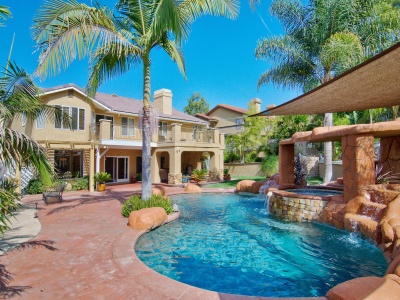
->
<box><xmin>168</xmin><ymin>173</ymin><xmax>182</xmax><ymax>184</ymax></box>
<box><xmin>300</xmin><ymin>155</ymin><xmax>319</xmax><ymax>177</ymax></box>
<box><xmin>269</xmin><ymin>193</ymin><xmax>329</xmax><ymax>222</ymax></box>
<box><xmin>379</xmin><ymin>136</ymin><xmax>400</xmax><ymax>177</ymax></box>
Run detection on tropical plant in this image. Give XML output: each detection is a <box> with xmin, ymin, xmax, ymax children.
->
<box><xmin>121</xmin><ymin>194</ymin><xmax>172</xmax><ymax>217</ymax></box>
<box><xmin>223</xmin><ymin>168</ymin><xmax>229</xmax><ymax>175</ymax></box>
<box><xmin>93</xmin><ymin>172</ymin><xmax>112</xmax><ymax>184</ymax></box>
<box><xmin>192</xmin><ymin>168</ymin><xmax>208</xmax><ymax>182</ymax></box>
<box><xmin>184</xmin><ymin>92</ymin><xmax>210</xmax><ymax>115</ymax></box>
<box><xmin>255</xmin><ymin>0</ymin><xmax>400</xmax><ymax>183</ymax></box>
<box><xmin>261</xmin><ymin>154</ymin><xmax>279</xmax><ymax>177</ymax></box>
<box><xmin>32</xmin><ymin>0</ymin><xmax>239</xmax><ymax>200</ymax></box>
<box><xmin>0</xmin><ymin>61</ymin><xmax>57</xmax><ymax>233</ymax></box>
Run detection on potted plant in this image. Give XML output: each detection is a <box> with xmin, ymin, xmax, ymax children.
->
<box><xmin>94</xmin><ymin>172</ymin><xmax>111</xmax><ymax>192</ymax></box>
<box><xmin>223</xmin><ymin>168</ymin><xmax>231</xmax><ymax>181</ymax></box>
<box><xmin>192</xmin><ymin>169</ymin><xmax>208</xmax><ymax>184</ymax></box>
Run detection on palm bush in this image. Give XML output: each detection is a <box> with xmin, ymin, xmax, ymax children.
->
<box><xmin>192</xmin><ymin>169</ymin><xmax>208</xmax><ymax>182</ymax></box>
<box><xmin>93</xmin><ymin>172</ymin><xmax>111</xmax><ymax>184</ymax></box>
<box><xmin>122</xmin><ymin>194</ymin><xmax>172</xmax><ymax>217</ymax></box>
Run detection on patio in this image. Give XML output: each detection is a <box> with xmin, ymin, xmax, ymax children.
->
<box><xmin>2</xmin><ymin>184</ymin><xmax>289</xmax><ymax>300</ymax></box>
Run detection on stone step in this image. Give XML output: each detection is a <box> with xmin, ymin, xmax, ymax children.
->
<box><xmin>344</xmin><ymin>213</ymin><xmax>381</xmax><ymax>242</ymax></box>
<box><xmin>360</xmin><ymin>201</ymin><xmax>386</xmax><ymax>220</ymax></box>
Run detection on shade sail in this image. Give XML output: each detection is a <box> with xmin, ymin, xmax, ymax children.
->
<box><xmin>254</xmin><ymin>42</ymin><xmax>400</xmax><ymax>117</ymax></box>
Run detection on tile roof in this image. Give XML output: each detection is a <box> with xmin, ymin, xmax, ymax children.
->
<box><xmin>206</xmin><ymin>104</ymin><xmax>246</xmax><ymax>116</ymax></box>
<box><xmin>194</xmin><ymin>113</ymin><xmax>219</xmax><ymax>122</ymax></box>
<box><xmin>41</xmin><ymin>83</ymin><xmax>208</xmax><ymax>124</ymax></box>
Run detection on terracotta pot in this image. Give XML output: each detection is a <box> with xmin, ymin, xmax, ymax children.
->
<box><xmin>131</xmin><ymin>176</ymin><xmax>137</xmax><ymax>183</ymax></box>
<box><xmin>223</xmin><ymin>174</ymin><xmax>231</xmax><ymax>181</ymax></box>
<box><xmin>97</xmin><ymin>183</ymin><xmax>106</xmax><ymax>192</ymax></box>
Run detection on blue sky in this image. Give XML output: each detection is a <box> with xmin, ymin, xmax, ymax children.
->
<box><xmin>1</xmin><ymin>0</ymin><xmax>301</xmax><ymax>112</ymax></box>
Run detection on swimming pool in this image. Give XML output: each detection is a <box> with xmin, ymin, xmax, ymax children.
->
<box><xmin>135</xmin><ymin>193</ymin><xmax>387</xmax><ymax>297</ymax></box>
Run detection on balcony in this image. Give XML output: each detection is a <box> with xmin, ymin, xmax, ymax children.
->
<box><xmin>90</xmin><ymin>121</ymin><xmax>225</xmax><ymax>146</ymax></box>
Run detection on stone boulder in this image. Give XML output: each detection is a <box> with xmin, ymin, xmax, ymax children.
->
<box><xmin>249</xmin><ymin>181</ymin><xmax>266</xmax><ymax>194</ymax></box>
<box><xmin>152</xmin><ymin>186</ymin><xmax>165</xmax><ymax>196</ymax></box>
<box><xmin>326</xmin><ymin>276</ymin><xmax>400</xmax><ymax>300</ymax></box>
<box><xmin>127</xmin><ymin>207</ymin><xmax>167</xmax><ymax>231</ymax></box>
<box><xmin>236</xmin><ymin>180</ymin><xmax>255</xmax><ymax>193</ymax></box>
<box><xmin>184</xmin><ymin>183</ymin><xmax>202</xmax><ymax>193</ymax></box>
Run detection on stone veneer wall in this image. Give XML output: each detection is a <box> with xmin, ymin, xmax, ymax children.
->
<box><xmin>168</xmin><ymin>173</ymin><xmax>182</xmax><ymax>184</ymax></box>
<box><xmin>269</xmin><ymin>193</ymin><xmax>329</xmax><ymax>222</ymax></box>
<box><xmin>379</xmin><ymin>136</ymin><xmax>400</xmax><ymax>176</ymax></box>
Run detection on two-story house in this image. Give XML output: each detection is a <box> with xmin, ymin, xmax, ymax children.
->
<box><xmin>11</xmin><ymin>84</ymin><xmax>225</xmax><ymax>192</ymax></box>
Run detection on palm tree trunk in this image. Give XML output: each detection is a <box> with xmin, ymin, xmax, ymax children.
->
<box><xmin>141</xmin><ymin>56</ymin><xmax>152</xmax><ymax>200</ymax></box>
<box><xmin>323</xmin><ymin>112</ymin><xmax>333</xmax><ymax>183</ymax></box>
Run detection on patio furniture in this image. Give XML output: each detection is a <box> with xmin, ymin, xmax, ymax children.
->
<box><xmin>42</xmin><ymin>183</ymin><xmax>66</xmax><ymax>204</ymax></box>
<box><xmin>159</xmin><ymin>169</ymin><xmax>168</xmax><ymax>183</ymax></box>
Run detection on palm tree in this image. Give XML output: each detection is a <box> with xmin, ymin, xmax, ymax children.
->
<box><xmin>255</xmin><ymin>0</ymin><xmax>400</xmax><ymax>183</ymax></box>
<box><xmin>0</xmin><ymin>5</ymin><xmax>11</xmax><ymax>27</ymax></box>
<box><xmin>0</xmin><ymin>61</ymin><xmax>55</xmax><ymax>233</ymax></box>
<box><xmin>32</xmin><ymin>0</ymin><xmax>239</xmax><ymax>200</ymax></box>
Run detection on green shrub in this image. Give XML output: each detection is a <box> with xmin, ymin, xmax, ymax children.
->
<box><xmin>69</xmin><ymin>178</ymin><xmax>89</xmax><ymax>190</ymax></box>
<box><xmin>261</xmin><ymin>154</ymin><xmax>279</xmax><ymax>177</ymax></box>
<box><xmin>136</xmin><ymin>173</ymin><xmax>142</xmax><ymax>181</ymax></box>
<box><xmin>244</xmin><ymin>151</ymin><xmax>257</xmax><ymax>163</ymax></box>
<box><xmin>122</xmin><ymin>194</ymin><xmax>173</xmax><ymax>217</ymax></box>
<box><xmin>27</xmin><ymin>178</ymin><xmax>47</xmax><ymax>194</ymax></box>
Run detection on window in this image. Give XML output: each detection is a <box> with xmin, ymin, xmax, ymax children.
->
<box><xmin>158</xmin><ymin>121</ymin><xmax>167</xmax><ymax>137</ymax></box>
<box><xmin>22</xmin><ymin>112</ymin><xmax>27</xmax><ymax>127</ymax></box>
<box><xmin>235</xmin><ymin>118</ymin><xmax>244</xmax><ymax>129</ymax></box>
<box><xmin>192</xmin><ymin>125</ymin><xmax>199</xmax><ymax>140</ymax></box>
<box><xmin>36</xmin><ymin>110</ymin><xmax>46</xmax><ymax>129</ymax></box>
<box><xmin>55</xmin><ymin>105</ymin><xmax>85</xmax><ymax>130</ymax></box>
<box><xmin>121</xmin><ymin>117</ymin><xmax>134</xmax><ymax>136</ymax></box>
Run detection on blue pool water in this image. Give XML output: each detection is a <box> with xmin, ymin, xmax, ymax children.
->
<box><xmin>135</xmin><ymin>193</ymin><xmax>387</xmax><ymax>297</ymax></box>
<box><xmin>284</xmin><ymin>188</ymin><xmax>343</xmax><ymax>196</ymax></box>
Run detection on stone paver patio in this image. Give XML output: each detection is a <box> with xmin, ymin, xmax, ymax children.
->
<box><xmin>0</xmin><ymin>184</ymin><xmax>326</xmax><ymax>300</ymax></box>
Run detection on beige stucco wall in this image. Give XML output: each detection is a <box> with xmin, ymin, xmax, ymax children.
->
<box><xmin>318</xmin><ymin>161</ymin><xmax>343</xmax><ymax>180</ymax></box>
<box><xmin>225</xmin><ymin>163</ymin><xmax>264</xmax><ymax>177</ymax></box>
<box><xmin>208</xmin><ymin>107</ymin><xmax>244</xmax><ymax>135</ymax></box>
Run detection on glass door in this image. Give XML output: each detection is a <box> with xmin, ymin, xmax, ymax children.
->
<box><xmin>104</xmin><ymin>157</ymin><xmax>129</xmax><ymax>182</ymax></box>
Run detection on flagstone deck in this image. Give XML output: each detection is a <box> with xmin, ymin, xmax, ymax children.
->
<box><xmin>0</xmin><ymin>184</ymin><xmax>325</xmax><ymax>300</ymax></box>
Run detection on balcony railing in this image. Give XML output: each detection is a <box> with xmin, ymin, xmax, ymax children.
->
<box><xmin>90</xmin><ymin>121</ymin><xmax>223</xmax><ymax>145</ymax></box>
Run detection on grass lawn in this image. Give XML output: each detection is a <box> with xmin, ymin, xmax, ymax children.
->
<box><xmin>203</xmin><ymin>176</ymin><xmax>265</xmax><ymax>189</ymax></box>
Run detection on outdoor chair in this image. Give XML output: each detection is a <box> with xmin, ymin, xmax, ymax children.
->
<box><xmin>42</xmin><ymin>183</ymin><xmax>66</xmax><ymax>204</ymax></box>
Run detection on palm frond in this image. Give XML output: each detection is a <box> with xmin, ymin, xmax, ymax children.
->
<box><xmin>0</xmin><ymin>5</ymin><xmax>11</xmax><ymax>27</ymax></box>
<box><xmin>159</xmin><ymin>38</ymin><xmax>186</xmax><ymax>79</ymax></box>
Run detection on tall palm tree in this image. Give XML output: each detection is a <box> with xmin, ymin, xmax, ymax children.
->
<box><xmin>0</xmin><ymin>61</ymin><xmax>55</xmax><ymax>233</ymax></box>
<box><xmin>32</xmin><ymin>0</ymin><xmax>239</xmax><ymax>200</ymax></box>
<box><xmin>255</xmin><ymin>0</ymin><xmax>400</xmax><ymax>183</ymax></box>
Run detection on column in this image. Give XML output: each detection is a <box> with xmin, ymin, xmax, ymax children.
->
<box><xmin>279</xmin><ymin>143</ymin><xmax>295</xmax><ymax>185</ymax></box>
<box><xmin>171</xmin><ymin>123</ymin><xmax>182</xmax><ymax>142</ymax></box>
<box><xmin>342</xmin><ymin>134</ymin><xmax>375</xmax><ymax>202</ymax></box>
<box><xmin>168</xmin><ymin>149</ymin><xmax>182</xmax><ymax>184</ymax></box>
<box><xmin>89</xmin><ymin>147</ymin><xmax>95</xmax><ymax>192</ymax></box>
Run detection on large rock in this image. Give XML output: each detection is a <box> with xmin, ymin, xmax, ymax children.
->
<box><xmin>249</xmin><ymin>181</ymin><xmax>266</xmax><ymax>194</ymax></box>
<box><xmin>184</xmin><ymin>183</ymin><xmax>202</xmax><ymax>193</ymax></box>
<box><xmin>236</xmin><ymin>180</ymin><xmax>255</xmax><ymax>193</ymax></box>
<box><xmin>127</xmin><ymin>207</ymin><xmax>167</xmax><ymax>231</ymax></box>
<box><xmin>326</xmin><ymin>276</ymin><xmax>400</xmax><ymax>300</ymax></box>
<box><xmin>152</xmin><ymin>186</ymin><xmax>165</xmax><ymax>196</ymax></box>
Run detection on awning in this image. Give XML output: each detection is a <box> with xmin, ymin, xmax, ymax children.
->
<box><xmin>254</xmin><ymin>42</ymin><xmax>400</xmax><ymax>117</ymax></box>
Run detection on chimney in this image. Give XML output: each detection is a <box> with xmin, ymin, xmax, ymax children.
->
<box><xmin>250</xmin><ymin>98</ymin><xmax>262</xmax><ymax>113</ymax></box>
<box><xmin>154</xmin><ymin>89</ymin><xmax>172</xmax><ymax>115</ymax></box>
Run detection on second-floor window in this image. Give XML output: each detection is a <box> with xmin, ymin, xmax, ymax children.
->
<box><xmin>121</xmin><ymin>117</ymin><xmax>134</xmax><ymax>136</ymax></box>
<box><xmin>159</xmin><ymin>121</ymin><xmax>167</xmax><ymax>137</ymax></box>
<box><xmin>192</xmin><ymin>125</ymin><xmax>199</xmax><ymax>140</ymax></box>
<box><xmin>235</xmin><ymin>118</ymin><xmax>244</xmax><ymax>129</ymax></box>
<box><xmin>36</xmin><ymin>110</ymin><xmax>46</xmax><ymax>129</ymax></box>
<box><xmin>55</xmin><ymin>105</ymin><xmax>85</xmax><ymax>130</ymax></box>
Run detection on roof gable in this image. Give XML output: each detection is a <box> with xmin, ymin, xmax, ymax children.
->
<box><xmin>206</xmin><ymin>104</ymin><xmax>246</xmax><ymax>116</ymax></box>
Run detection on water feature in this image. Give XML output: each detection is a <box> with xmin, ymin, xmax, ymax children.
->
<box><xmin>135</xmin><ymin>193</ymin><xmax>387</xmax><ymax>297</ymax></box>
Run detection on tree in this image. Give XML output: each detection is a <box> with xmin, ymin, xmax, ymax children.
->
<box><xmin>32</xmin><ymin>0</ymin><xmax>239</xmax><ymax>200</ymax></box>
<box><xmin>0</xmin><ymin>62</ymin><xmax>55</xmax><ymax>233</ymax></box>
<box><xmin>225</xmin><ymin>101</ymin><xmax>270</xmax><ymax>162</ymax></box>
<box><xmin>255</xmin><ymin>0</ymin><xmax>400</xmax><ymax>183</ymax></box>
<box><xmin>183</xmin><ymin>92</ymin><xmax>209</xmax><ymax>115</ymax></box>
<box><xmin>0</xmin><ymin>5</ymin><xmax>11</xmax><ymax>27</ymax></box>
